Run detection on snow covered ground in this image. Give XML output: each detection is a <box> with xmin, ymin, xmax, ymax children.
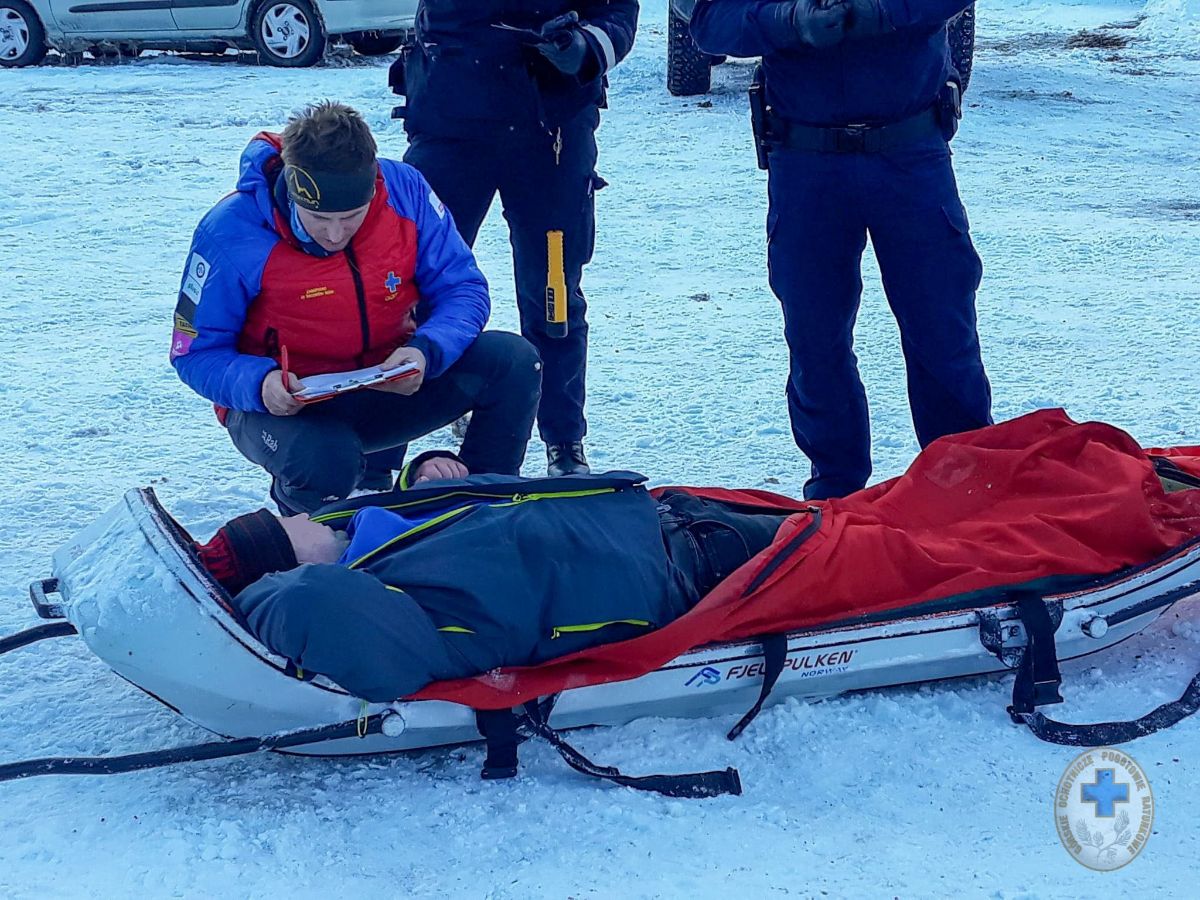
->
<box><xmin>1</xmin><ymin>0</ymin><xmax>1199</xmax><ymax>895</ymax></box>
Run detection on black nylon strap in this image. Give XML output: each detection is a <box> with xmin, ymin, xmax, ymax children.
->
<box><xmin>1007</xmin><ymin>594</ymin><xmax>1064</xmax><ymax>717</ymax></box>
<box><xmin>1006</xmin><ymin>595</ymin><xmax>1200</xmax><ymax>746</ymax></box>
<box><xmin>0</xmin><ymin>715</ymin><xmax>387</xmax><ymax>782</ymax></box>
<box><xmin>727</xmin><ymin>634</ymin><xmax>788</xmax><ymax>741</ymax></box>
<box><xmin>0</xmin><ymin>622</ymin><xmax>77</xmax><ymax>656</ymax></box>
<box><xmin>521</xmin><ymin>702</ymin><xmax>741</xmax><ymax>799</ymax></box>
<box><xmin>475</xmin><ymin>708</ymin><xmax>521</xmax><ymax>779</ymax></box>
<box><xmin>1013</xmin><ymin>669</ymin><xmax>1200</xmax><ymax>745</ymax></box>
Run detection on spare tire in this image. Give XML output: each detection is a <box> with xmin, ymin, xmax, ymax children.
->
<box><xmin>949</xmin><ymin>4</ymin><xmax>976</xmax><ymax>93</ymax></box>
<box><xmin>667</xmin><ymin>2</ymin><xmax>712</xmax><ymax>97</ymax></box>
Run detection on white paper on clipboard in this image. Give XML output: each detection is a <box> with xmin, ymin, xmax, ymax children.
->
<box><xmin>293</xmin><ymin>363</ymin><xmax>420</xmax><ymax>403</ymax></box>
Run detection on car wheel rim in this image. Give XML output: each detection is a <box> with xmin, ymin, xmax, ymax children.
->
<box><xmin>261</xmin><ymin>4</ymin><xmax>310</xmax><ymax>59</ymax></box>
<box><xmin>1</xmin><ymin>9</ymin><xmax>31</xmax><ymax>61</ymax></box>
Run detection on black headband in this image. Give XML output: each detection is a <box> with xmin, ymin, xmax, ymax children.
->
<box><xmin>284</xmin><ymin>162</ymin><xmax>377</xmax><ymax>213</ymax></box>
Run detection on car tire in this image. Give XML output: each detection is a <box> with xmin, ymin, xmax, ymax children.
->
<box><xmin>0</xmin><ymin>0</ymin><xmax>48</xmax><ymax>68</ymax></box>
<box><xmin>251</xmin><ymin>0</ymin><xmax>326</xmax><ymax>68</ymax></box>
<box><xmin>949</xmin><ymin>4</ymin><xmax>976</xmax><ymax>94</ymax></box>
<box><xmin>347</xmin><ymin>31</ymin><xmax>403</xmax><ymax>57</ymax></box>
<box><xmin>667</xmin><ymin>3</ymin><xmax>712</xmax><ymax>97</ymax></box>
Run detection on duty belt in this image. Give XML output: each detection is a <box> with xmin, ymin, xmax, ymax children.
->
<box><xmin>775</xmin><ymin>106</ymin><xmax>942</xmax><ymax>154</ymax></box>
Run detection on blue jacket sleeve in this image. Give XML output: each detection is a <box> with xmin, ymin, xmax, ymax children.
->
<box><xmin>170</xmin><ymin>226</ymin><xmax>276</xmax><ymax>412</ymax></box>
<box><xmin>577</xmin><ymin>0</ymin><xmax>639</xmax><ymax>78</ymax></box>
<box><xmin>234</xmin><ymin>564</ymin><xmax>475</xmax><ymax>701</ymax></box>
<box><xmin>384</xmin><ymin>161</ymin><xmax>491</xmax><ymax>380</ymax></box>
<box><xmin>690</xmin><ymin>0</ymin><xmax>803</xmax><ymax>57</ymax></box>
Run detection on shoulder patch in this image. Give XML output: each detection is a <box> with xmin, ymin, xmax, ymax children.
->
<box><xmin>182</xmin><ymin>252</ymin><xmax>211</xmax><ymax>303</ymax></box>
<box><xmin>428</xmin><ymin>189</ymin><xmax>446</xmax><ymax>220</ymax></box>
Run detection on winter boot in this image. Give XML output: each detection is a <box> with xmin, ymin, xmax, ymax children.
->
<box><xmin>546</xmin><ymin>441</ymin><xmax>590</xmax><ymax>477</ymax></box>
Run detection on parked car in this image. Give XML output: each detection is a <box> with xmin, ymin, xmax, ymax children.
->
<box><xmin>667</xmin><ymin>0</ymin><xmax>977</xmax><ymax>97</ymax></box>
<box><xmin>0</xmin><ymin>0</ymin><xmax>417</xmax><ymax>68</ymax></box>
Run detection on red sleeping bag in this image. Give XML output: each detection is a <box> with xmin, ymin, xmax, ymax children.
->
<box><xmin>413</xmin><ymin>409</ymin><xmax>1200</xmax><ymax>709</ymax></box>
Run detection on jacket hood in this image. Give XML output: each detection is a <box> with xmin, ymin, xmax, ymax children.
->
<box><xmin>236</xmin><ymin>131</ymin><xmax>285</xmax><ymax>226</ymax></box>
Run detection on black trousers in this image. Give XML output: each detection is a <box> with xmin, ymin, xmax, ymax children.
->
<box><xmin>404</xmin><ymin>111</ymin><xmax>602</xmax><ymax>444</ymax></box>
<box><xmin>657</xmin><ymin>491</ymin><xmax>790</xmax><ymax>602</ymax></box>
<box><xmin>225</xmin><ymin>331</ymin><xmax>541</xmax><ymax>515</ymax></box>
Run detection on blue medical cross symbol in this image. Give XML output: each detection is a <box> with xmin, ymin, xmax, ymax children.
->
<box><xmin>385</xmin><ymin>271</ymin><xmax>401</xmax><ymax>292</ymax></box>
<box><xmin>1081</xmin><ymin>769</ymin><xmax>1129</xmax><ymax>817</ymax></box>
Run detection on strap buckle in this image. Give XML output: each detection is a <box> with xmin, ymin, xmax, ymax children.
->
<box><xmin>829</xmin><ymin>124</ymin><xmax>880</xmax><ymax>153</ymax></box>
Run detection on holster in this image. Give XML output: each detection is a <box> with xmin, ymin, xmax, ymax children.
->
<box><xmin>935</xmin><ymin>78</ymin><xmax>963</xmax><ymax>142</ymax></box>
<box><xmin>748</xmin><ymin>64</ymin><xmax>775</xmax><ymax>170</ymax></box>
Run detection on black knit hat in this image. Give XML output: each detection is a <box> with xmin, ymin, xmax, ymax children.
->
<box><xmin>220</xmin><ymin>509</ymin><xmax>299</xmax><ymax>589</ymax></box>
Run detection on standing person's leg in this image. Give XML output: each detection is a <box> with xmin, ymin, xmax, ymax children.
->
<box><xmin>767</xmin><ymin>150</ymin><xmax>872</xmax><ymax>500</ymax></box>
<box><xmin>866</xmin><ymin>140</ymin><xmax>992</xmax><ymax>448</ymax></box>
<box><xmin>224</xmin><ymin>410</ymin><xmax>367</xmax><ymax>515</ymax></box>
<box><xmin>403</xmin><ymin>135</ymin><xmax>499</xmax><ymax>246</ymax></box>
<box><xmin>497</xmin><ymin>113</ymin><xmax>599</xmax><ymax>458</ymax></box>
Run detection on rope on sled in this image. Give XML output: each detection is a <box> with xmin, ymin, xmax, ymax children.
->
<box><xmin>0</xmin><ymin>714</ymin><xmax>389</xmax><ymax>783</ymax></box>
<box><xmin>0</xmin><ymin>622</ymin><xmax>77</xmax><ymax>656</ymax></box>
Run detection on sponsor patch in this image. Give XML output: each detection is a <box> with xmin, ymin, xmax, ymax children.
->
<box><xmin>188</xmin><ymin>253</ymin><xmax>210</xmax><ymax>286</ymax></box>
<box><xmin>429</xmin><ymin>189</ymin><xmax>446</xmax><ymax>219</ymax></box>
<box><xmin>170</xmin><ymin>329</ymin><xmax>195</xmax><ymax>360</ymax></box>
<box><xmin>302</xmin><ymin>286</ymin><xmax>335</xmax><ymax>301</ymax></box>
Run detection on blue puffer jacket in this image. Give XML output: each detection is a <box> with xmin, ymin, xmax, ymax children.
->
<box><xmin>691</xmin><ymin>0</ymin><xmax>972</xmax><ymax>126</ymax></box>
<box><xmin>232</xmin><ymin>470</ymin><xmax>694</xmax><ymax>701</ymax></box>
<box><xmin>402</xmin><ymin>0</ymin><xmax>640</xmax><ymax>138</ymax></box>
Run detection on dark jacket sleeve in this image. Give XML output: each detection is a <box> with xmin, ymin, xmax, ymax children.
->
<box><xmin>690</xmin><ymin>0</ymin><xmax>803</xmax><ymax>57</ymax></box>
<box><xmin>233</xmin><ymin>564</ymin><xmax>475</xmax><ymax>701</ymax></box>
<box><xmin>877</xmin><ymin>0</ymin><xmax>974</xmax><ymax>32</ymax></box>
<box><xmin>577</xmin><ymin>0</ymin><xmax>639</xmax><ymax>78</ymax></box>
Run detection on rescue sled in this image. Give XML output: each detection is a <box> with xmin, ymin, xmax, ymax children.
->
<box><xmin>4</xmin><ymin>471</ymin><xmax>1199</xmax><ymax>795</ymax></box>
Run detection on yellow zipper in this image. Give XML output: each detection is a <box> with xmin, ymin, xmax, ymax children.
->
<box><xmin>347</xmin><ymin>504</ymin><xmax>473</xmax><ymax>569</ymax></box>
<box><xmin>551</xmin><ymin>619</ymin><xmax>651</xmax><ymax>639</ymax></box>
<box><xmin>312</xmin><ymin>486</ymin><xmax>617</xmax><ymax>523</ymax></box>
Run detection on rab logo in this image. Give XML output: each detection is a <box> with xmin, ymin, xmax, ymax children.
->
<box><xmin>685</xmin><ymin>666</ymin><xmax>722</xmax><ymax>687</ymax></box>
<box><xmin>261</xmin><ymin>430</ymin><xmax>279</xmax><ymax>453</ymax></box>
<box><xmin>285</xmin><ymin>166</ymin><xmax>321</xmax><ymax>209</ymax></box>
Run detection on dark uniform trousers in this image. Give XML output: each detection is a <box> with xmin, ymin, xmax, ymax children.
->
<box><xmin>405</xmin><ymin>109</ymin><xmax>601</xmax><ymax>446</ymax></box>
<box><xmin>767</xmin><ymin>136</ymin><xmax>992</xmax><ymax>500</ymax></box>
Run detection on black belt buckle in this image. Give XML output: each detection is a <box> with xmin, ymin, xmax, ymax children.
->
<box><xmin>830</xmin><ymin>124</ymin><xmax>879</xmax><ymax>153</ymax></box>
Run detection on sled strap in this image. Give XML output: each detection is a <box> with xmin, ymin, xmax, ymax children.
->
<box><xmin>475</xmin><ymin>708</ymin><xmax>521</xmax><ymax>780</ymax></box>
<box><xmin>0</xmin><ymin>714</ymin><xmax>388</xmax><ymax>783</ymax></box>
<box><xmin>1006</xmin><ymin>593</ymin><xmax>1064</xmax><ymax>719</ymax></box>
<box><xmin>727</xmin><ymin>633</ymin><xmax>788</xmax><ymax>741</ymax></box>
<box><xmin>0</xmin><ymin>622</ymin><xmax>77</xmax><ymax>656</ymax></box>
<box><xmin>1006</xmin><ymin>596</ymin><xmax>1200</xmax><ymax>746</ymax></box>
<box><xmin>520</xmin><ymin>701</ymin><xmax>742</xmax><ymax>799</ymax></box>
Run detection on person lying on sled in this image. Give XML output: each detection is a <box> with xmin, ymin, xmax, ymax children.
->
<box><xmin>196</xmin><ymin>450</ymin><xmax>791</xmax><ymax>702</ymax></box>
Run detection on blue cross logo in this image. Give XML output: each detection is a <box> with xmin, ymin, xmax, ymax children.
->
<box><xmin>385</xmin><ymin>271</ymin><xmax>401</xmax><ymax>292</ymax></box>
<box><xmin>1081</xmin><ymin>769</ymin><xmax>1129</xmax><ymax>818</ymax></box>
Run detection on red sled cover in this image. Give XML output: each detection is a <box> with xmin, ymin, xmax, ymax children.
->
<box><xmin>412</xmin><ymin>409</ymin><xmax>1200</xmax><ymax>709</ymax></box>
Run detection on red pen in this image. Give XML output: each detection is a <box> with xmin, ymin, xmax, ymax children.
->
<box><xmin>280</xmin><ymin>345</ymin><xmax>293</xmax><ymax>393</ymax></box>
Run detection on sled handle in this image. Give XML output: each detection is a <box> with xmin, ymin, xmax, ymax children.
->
<box><xmin>29</xmin><ymin>579</ymin><xmax>66</xmax><ymax>621</ymax></box>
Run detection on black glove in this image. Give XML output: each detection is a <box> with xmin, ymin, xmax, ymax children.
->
<box><xmin>788</xmin><ymin>0</ymin><xmax>850</xmax><ymax>49</ymax></box>
<box><xmin>536</xmin><ymin>12</ymin><xmax>591</xmax><ymax>75</ymax></box>
<box><xmin>843</xmin><ymin>0</ymin><xmax>890</xmax><ymax>40</ymax></box>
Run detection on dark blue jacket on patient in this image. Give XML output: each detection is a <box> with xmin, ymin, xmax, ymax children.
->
<box><xmin>233</xmin><ymin>471</ymin><xmax>694</xmax><ymax>701</ymax></box>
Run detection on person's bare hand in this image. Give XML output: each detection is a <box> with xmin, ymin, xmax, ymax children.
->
<box><xmin>372</xmin><ymin>346</ymin><xmax>427</xmax><ymax>396</ymax></box>
<box><xmin>414</xmin><ymin>457</ymin><xmax>469</xmax><ymax>484</ymax></box>
<box><xmin>278</xmin><ymin>514</ymin><xmax>349</xmax><ymax>564</ymax></box>
<box><xmin>262</xmin><ymin>369</ymin><xmax>304</xmax><ymax>416</ymax></box>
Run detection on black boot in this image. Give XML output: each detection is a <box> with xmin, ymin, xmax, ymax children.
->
<box><xmin>546</xmin><ymin>441</ymin><xmax>590</xmax><ymax>477</ymax></box>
